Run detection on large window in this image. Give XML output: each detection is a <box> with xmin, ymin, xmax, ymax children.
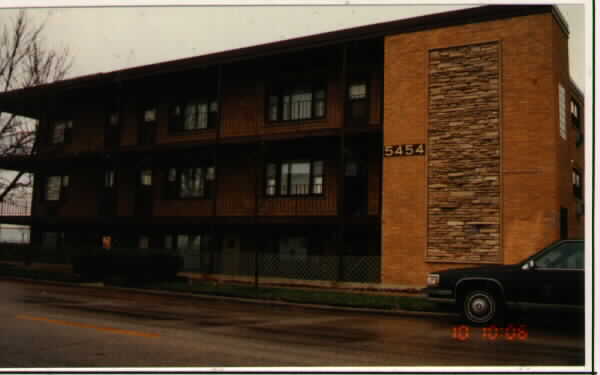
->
<box><xmin>170</xmin><ymin>98</ymin><xmax>218</xmax><ymax>132</ymax></box>
<box><xmin>265</xmin><ymin>160</ymin><xmax>324</xmax><ymax>196</ymax></box>
<box><xmin>165</xmin><ymin>166</ymin><xmax>215</xmax><ymax>199</ymax></box>
<box><xmin>268</xmin><ymin>84</ymin><xmax>326</xmax><ymax>122</ymax></box>
<box><xmin>45</xmin><ymin>175</ymin><xmax>69</xmax><ymax>201</ymax></box>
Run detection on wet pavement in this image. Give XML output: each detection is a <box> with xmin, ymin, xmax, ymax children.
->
<box><xmin>0</xmin><ymin>279</ymin><xmax>586</xmax><ymax>368</ymax></box>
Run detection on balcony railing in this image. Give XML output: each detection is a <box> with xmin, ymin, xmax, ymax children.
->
<box><xmin>0</xmin><ymin>201</ymin><xmax>31</xmax><ymax>216</ymax></box>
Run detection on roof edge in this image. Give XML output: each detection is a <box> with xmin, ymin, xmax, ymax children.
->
<box><xmin>0</xmin><ymin>5</ymin><xmax>558</xmax><ymax>100</ymax></box>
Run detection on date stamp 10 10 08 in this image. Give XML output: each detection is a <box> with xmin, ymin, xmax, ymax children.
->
<box><xmin>452</xmin><ymin>324</ymin><xmax>529</xmax><ymax>341</ymax></box>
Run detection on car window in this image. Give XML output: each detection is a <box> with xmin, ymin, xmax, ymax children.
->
<box><xmin>536</xmin><ymin>242</ymin><xmax>584</xmax><ymax>270</ymax></box>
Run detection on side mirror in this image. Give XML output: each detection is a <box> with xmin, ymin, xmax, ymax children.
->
<box><xmin>522</xmin><ymin>259</ymin><xmax>536</xmax><ymax>271</ymax></box>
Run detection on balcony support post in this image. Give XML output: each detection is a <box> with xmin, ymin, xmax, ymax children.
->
<box><xmin>337</xmin><ymin>43</ymin><xmax>348</xmax><ymax>281</ymax></box>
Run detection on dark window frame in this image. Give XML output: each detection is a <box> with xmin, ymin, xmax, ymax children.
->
<box><xmin>164</xmin><ymin>165</ymin><xmax>215</xmax><ymax>200</ymax></box>
<box><xmin>169</xmin><ymin>96</ymin><xmax>218</xmax><ymax>133</ymax></box>
<box><xmin>266</xmin><ymin>81</ymin><xmax>327</xmax><ymax>124</ymax></box>
<box><xmin>572</xmin><ymin>168</ymin><xmax>582</xmax><ymax>199</ymax></box>
<box><xmin>570</xmin><ymin>98</ymin><xmax>583</xmax><ymax>148</ymax></box>
<box><xmin>264</xmin><ymin>159</ymin><xmax>325</xmax><ymax>198</ymax></box>
<box><xmin>570</xmin><ymin>99</ymin><xmax>581</xmax><ymax>129</ymax></box>
<box><xmin>49</xmin><ymin>119</ymin><xmax>73</xmax><ymax>145</ymax></box>
<box><xmin>104</xmin><ymin>169</ymin><xmax>116</xmax><ymax>188</ymax></box>
<box><xmin>45</xmin><ymin>175</ymin><xmax>69</xmax><ymax>202</ymax></box>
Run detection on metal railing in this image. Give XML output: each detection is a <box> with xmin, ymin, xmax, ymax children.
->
<box><xmin>0</xmin><ymin>201</ymin><xmax>31</xmax><ymax>216</ymax></box>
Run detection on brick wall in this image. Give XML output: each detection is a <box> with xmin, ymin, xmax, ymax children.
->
<box><xmin>382</xmin><ymin>12</ymin><xmax>568</xmax><ymax>286</ymax></box>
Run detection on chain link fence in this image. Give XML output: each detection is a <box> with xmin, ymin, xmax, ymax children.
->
<box><xmin>180</xmin><ymin>249</ymin><xmax>380</xmax><ymax>283</ymax></box>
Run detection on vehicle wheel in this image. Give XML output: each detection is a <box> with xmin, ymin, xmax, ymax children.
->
<box><xmin>462</xmin><ymin>289</ymin><xmax>504</xmax><ymax>326</ymax></box>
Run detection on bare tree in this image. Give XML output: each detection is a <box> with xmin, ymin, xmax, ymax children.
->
<box><xmin>0</xmin><ymin>10</ymin><xmax>72</xmax><ymax>204</ymax></box>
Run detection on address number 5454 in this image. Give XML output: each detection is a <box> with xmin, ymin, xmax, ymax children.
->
<box><xmin>384</xmin><ymin>144</ymin><xmax>426</xmax><ymax>157</ymax></box>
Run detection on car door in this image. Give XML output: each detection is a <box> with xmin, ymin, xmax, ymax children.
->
<box><xmin>514</xmin><ymin>242</ymin><xmax>584</xmax><ymax>306</ymax></box>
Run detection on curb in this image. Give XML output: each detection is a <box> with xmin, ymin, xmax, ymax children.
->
<box><xmin>1</xmin><ymin>276</ymin><xmax>458</xmax><ymax>319</ymax></box>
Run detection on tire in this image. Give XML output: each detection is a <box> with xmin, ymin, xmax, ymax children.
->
<box><xmin>462</xmin><ymin>289</ymin><xmax>504</xmax><ymax>326</ymax></box>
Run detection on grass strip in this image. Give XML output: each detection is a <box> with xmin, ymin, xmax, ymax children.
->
<box><xmin>0</xmin><ymin>262</ymin><xmax>449</xmax><ymax>313</ymax></box>
<box><xmin>134</xmin><ymin>280</ymin><xmax>447</xmax><ymax>313</ymax></box>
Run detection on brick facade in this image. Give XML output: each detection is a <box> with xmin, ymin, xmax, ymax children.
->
<box><xmin>382</xmin><ymin>11</ymin><xmax>583</xmax><ymax>287</ymax></box>
<box><xmin>0</xmin><ymin>6</ymin><xmax>583</xmax><ymax>289</ymax></box>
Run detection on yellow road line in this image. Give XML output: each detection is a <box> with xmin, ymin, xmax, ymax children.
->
<box><xmin>16</xmin><ymin>314</ymin><xmax>160</xmax><ymax>338</ymax></box>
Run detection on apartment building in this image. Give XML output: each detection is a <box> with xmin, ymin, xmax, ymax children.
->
<box><xmin>0</xmin><ymin>5</ymin><xmax>584</xmax><ymax>288</ymax></box>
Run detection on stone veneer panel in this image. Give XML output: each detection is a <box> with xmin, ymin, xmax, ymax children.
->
<box><xmin>427</xmin><ymin>42</ymin><xmax>501</xmax><ymax>262</ymax></box>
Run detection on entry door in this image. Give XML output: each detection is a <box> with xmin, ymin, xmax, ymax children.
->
<box><xmin>135</xmin><ymin>169</ymin><xmax>154</xmax><ymax>217</ymax></box>
<box><xmin>344</xmin><ymin>160</ymin><xmax>368</xmax><ymax>216</ymax></box>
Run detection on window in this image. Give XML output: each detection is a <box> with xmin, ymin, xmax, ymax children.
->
<box><xmin>51</xmin><ymin>120</ymin><xmax>72</xmax><ymax>144</ymax></box>
<box><xmin>139</xmin><ymin>235</ymin><xmax>150</xmax><ymax>249</ymax></box>
<box><xmin>170</xmin><ymin>98</ymin><xmax>218</xmax><ymax>132</ymax></box>
<box><xmin>571</xmin><ymin>99</ymin><xmax>583</xmax><ymax>147</ymax></box>
<box><xmin>165</xmin><ymin>166</ymin><xmax>215</xmax><ymax>199</ymax></box>
<box><xmin>104</xmin><ymin>170</ymin><xmax>115</xmax><ymax>188</ymax></box>
<box><xmin>349</xmin><ymin>82</ymin><xmax>367</xmax><ymax>100</ymax></box>
<box><xmin>140</xmin><ymin>169</ymin><xmax>152</xmax><ymax>186</ymax></box>
<box><xmin>572</xmin><ymin>169</ymin><xmax>582</xmax><ymax>199</ymax></box>
<box><xmin>570</xmin><ymin>100</ymin><xmax>580</xmax><ymax>128</ymax></box>
<box><xmin>143</xmin><ymin>108</ymin><xmax>157</xmax><ymax>122</ymax></box>
<box><xmin>535</xmin><ymin>242</ymin><xmax>584</xmax><ymax>270</ymax></box>
<box><xmin>347</xmin><ymin>81</ymin><xmax>369</xmax><ymax>125</ymax></box>
<box><xmin>268</xmin><ymin>84</ymin><xmax>326</xmax><ymax>122</ymax></box>
<box><xmin>109</xmin><ymin>112</ymin><xmax>119</xmax><ymax>126</ymax></box>
<box><xmin>165</xmin><ymin>233</ymin><xmax>212</xmax><ymax>270</ymax></box>
<box><xmin>46</xmin><ymin>175</ymin><xmax>68</xmax><ymax>201</ymax></box>
<box><xmin>265</xmin><ymin>160</ymin><xmax>324</xmax><ymax>196</ymax></box>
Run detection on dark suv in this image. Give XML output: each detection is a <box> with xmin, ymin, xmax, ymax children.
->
<box><xmin>424</xmin><ymin>240</ymin><xmax>584</xmax><ymax>325</ymax></box>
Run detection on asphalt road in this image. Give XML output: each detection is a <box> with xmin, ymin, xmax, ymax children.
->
<box><xmin>0</xmin><ymin>279</ymin><xmax>586</xmax><ymax>368</ymax></box>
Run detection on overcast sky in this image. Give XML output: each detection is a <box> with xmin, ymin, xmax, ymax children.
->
<box><xmin>0</xmin><ymin>2</ymin><xmax>588</xmax><ymax>93</ymax></box>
